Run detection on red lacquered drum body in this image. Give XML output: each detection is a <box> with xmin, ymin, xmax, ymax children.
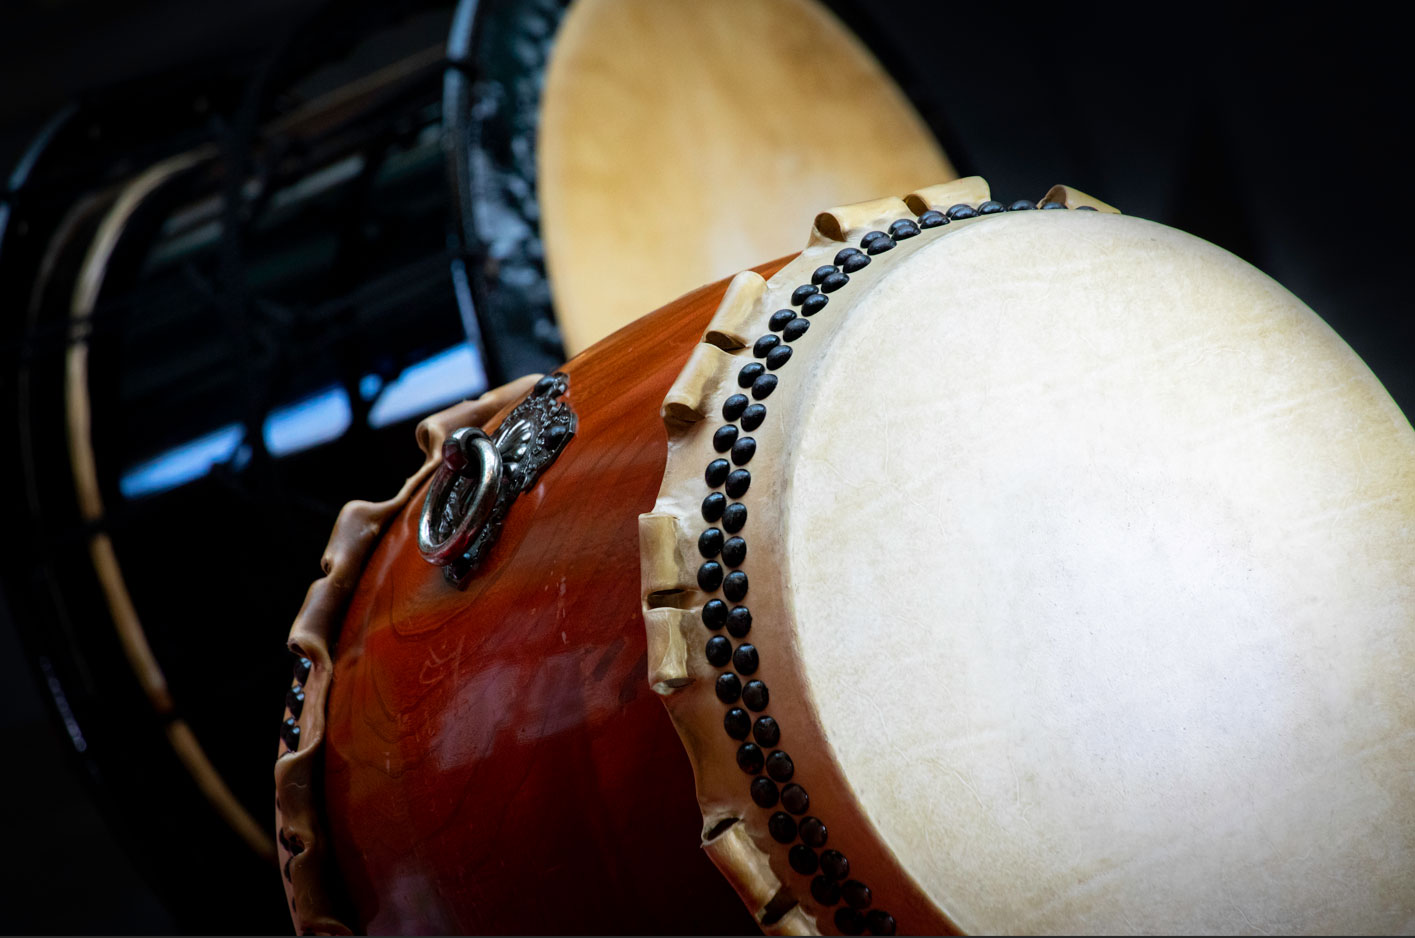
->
<box><xmin>281</xmin><ymin>178</ymin><xmax>1415</xmax><ymax>936</ymax></box>
<box><xmin>315</xmin><ymin>264</ymin><xmax>786</xmax><ymax>934</ymax></box>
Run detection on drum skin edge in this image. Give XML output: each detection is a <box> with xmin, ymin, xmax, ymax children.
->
<box><xmin>641</xmin><ymin>177</ymin><xmax>1415</xmax><ymax>936</ymax></box>
<box><xmin>637</xmin><ymin>179</ymin><xmax>1145</xmax><ymax>937</ymax></box>
<box><xmin>273</xmin><ymin>260</ymin><xmax>792</xmax><ymax>935</ymax></box>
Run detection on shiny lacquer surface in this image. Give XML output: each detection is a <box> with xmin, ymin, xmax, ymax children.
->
<box><xmin>323</xmin><ymin>261</ymin><xmax>788</xmax><ymax>934</ymax></box>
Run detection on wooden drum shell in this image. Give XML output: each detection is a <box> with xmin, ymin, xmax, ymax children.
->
<box><xmin>315</xmin><ymin>261</ymin><xmax>788</xmax><ymax>934</ymax></box>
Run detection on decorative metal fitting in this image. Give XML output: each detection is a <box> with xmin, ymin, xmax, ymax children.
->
<box><xmin>418</xmin><ymin>372</ymin><xmax>576</xmax><ymax>587</ymax></box>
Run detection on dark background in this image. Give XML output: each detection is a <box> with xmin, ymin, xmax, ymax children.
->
<box><xmin>1</xmin><ymin>1</ymin><xmax>1408</xmax><ymax>934</ymax></box>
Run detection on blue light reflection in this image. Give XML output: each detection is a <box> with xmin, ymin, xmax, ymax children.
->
<box><xmin>367</xmin><ymin>343</ymin><xmax>486</xmax><ymax>428</ymax></box>
<box><xmin>263</xmin><ymin>385</ymin><xmax>352</xmax><ymax>457</ymax></box>
<box><xmin>118</xmin><ymin>343</ymin><xmax>487</xmax><ymax>499</ymax></box>
<box><xmin>119</xmin><ymin>423</ymin><xmax>244</xmax><ymax>499</ymax></box>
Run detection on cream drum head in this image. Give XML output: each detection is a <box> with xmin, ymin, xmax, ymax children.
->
<box><xmin>539</xmin><ymin>0</ymin><xmax>953</xmax><ymax>356</ymax></box>
<box><xmin>641</xmin><ymin>178</ymin><xmax>1415</xmax><ymax>934</ymax></box>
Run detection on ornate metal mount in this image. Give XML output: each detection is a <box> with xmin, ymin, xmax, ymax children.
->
<box><xmin>418</xmin><ymin>372</ymin><xmax>576</xmax><ymax>587</ymax></box>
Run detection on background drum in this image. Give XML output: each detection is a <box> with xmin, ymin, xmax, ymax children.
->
<box><xmin>537</xmin><ymin>0</ymin><xmax>952</xmax><ymax>354</ymax></box>
<box><xmin>276</xmin><ymin>179</ymin><xmax>1414</xmax><ymax>934</ymax></box>
<box><xmin>0</xmin><ymin>1</ymin><xmax>948</xmax><ymax>930</ymax></box>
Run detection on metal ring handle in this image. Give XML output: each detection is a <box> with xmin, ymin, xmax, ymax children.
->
<box><xmin>418</xmin><ymin>427</ymin><xmax>504</xmax><ymax>565</ymax></box>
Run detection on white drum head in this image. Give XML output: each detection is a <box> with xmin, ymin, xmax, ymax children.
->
<box><xmin>643</xmin><ymin>181</ymin><xmax>1415</xmax><ymax>935</ymax></box>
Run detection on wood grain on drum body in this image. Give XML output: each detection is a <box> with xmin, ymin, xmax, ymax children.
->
<box><xmin>319</xmin><ymin>259</ymin><xmax>789</xmax><ymax>935</ymax></box>
<box><xmin>276</xmin><ymin>374</ymin><xmax>542</xmax><ymax>935</ymax></box>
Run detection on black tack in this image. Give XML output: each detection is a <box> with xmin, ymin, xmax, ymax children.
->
<box><xmin>752</xmin><ymin>334</ymin><xmax>780</xmax><ymax>358</ymax></box>
<box><xmin>835</xmin><ymin>908</ymin><xmax>866</xmax><ymax>935</ymax></box>
<box><xmin>782</xmin><ymin>317</ymin><xmax>810</xmax><ymax>341</ymax></box>
<box><xmin>765</xmin><ymin>749</ymin><xmax>794</xmax><ymax>781</ymax></box>
<box><xmin>789</xmin><ymin>845</ymin><xmax>819</xmax><ymax>875</ymax></box>
<box><xmin>722</xmin><ymin>393</ymin><xmax>749</xmax><ymax>421</ymax></box>
<box><xmin>723</xmin><ymin>570</ymin><xmax>749</xmax><ymax>602</ymax></box>
<box><xmin>715</xmin><ymin>672</ymin><xmax>742</xmax><ymax>703</ymax></box>
<box><xmin>781</xmin><ymin>782</ymin><xmax>809</xmax><ymax>814</ymax></box>
<box><xmin>819</xmin><ymin>271</ymin><xmax>849</xmax><ymax>293</ymax></box>
<box><xmin>725</xmin><ymin>605</ymin><xmax>752</xmax><ymax>637</ymax></box>
<box><xmin>732</xmin><ymin>643</ymin><xmax>759</xmax><ymax>675</ymax></box>
<box><xmin>799</xmin><ymin>816</ymin><xmax>827</xmax><ymax>847</ymax></box>
<box><xmin>730</xmin><ymin>437</ymin><xmax>756</xmax><ymax>465</ymax></box>
<box><xmin>865</xmin><ymin>236</ymin><xmax>895</xmax><ymax>255</ymax></box>
<box><xmin>840</xmin><ymin>251</ymin><xmax>871</xmax><ymax>273</ymax></box>
<box><xmin>769</xmin><ymin>309</ymin><xmax>796</xmax><ymax>332</ymax></box>
<box><xmin>811</xmin><ymin>265</ymin><xmax>838</xmax><ymax>285</ymax></box>
<box><xmin>738</xmin><ymin>362</ymin><xmax>765</xmax><ymax>388</ymax></box>
<box><xmin>790</xmin><ymin>284</ymin><xmax>818</xmax><ymax>306</ymax></box>
<box><xmin>750</xmin><ymin>776</ymin><xmax>779</xmax><ymax>808</ymax></box>
<box><xmin>917</xmin><ymin>209</ymin><xmax>947</xmax><ymax>228</ymax></box>
<box><xmin>768</xmin><ymin>812</ymin><xmax>797</xmax><ymax>843</ymax></box>
<box><xmin>865</xmin><ymin>910</ymin><xmax>897</xmax><ymax>935</ymax></box>
<box><xmin>281</xmin><ymin>718</ymin><xmax>301</xmax><ymax>751</ymax></box>
<box><xmin>887</xmin><ymin>218</ymin><xmax>920</xmax><ymax>239</ymax></box>
<box><xmin>705</xmin><ymin>634</ymin><xmax>731</xmax><ymax>666</ymax></box>
<box><xmin>739</xmin><ymin>404</ymin><xmax>765</xmax><ymax>431</ymax></box>
<box><xmin>725</xmin><ymin>469</ymin><xmax>751</xmax><ymax>498</ymax></box>
<box><xmin>701</xmin><ymin>492</ymin><xmax>726</xmax><ymax>522</ymax></box>
<box><xmin>742</xmin><ymin>679</ymin><xmax>769</xmax><ymax>711</ymax></box>
<box><xmin>842</xmin><ymin>880</ymin><xmax>872</xmax><ymax>909</ymax></box>
<box><xmin>801</xmin><ymin>292</ymin><xmax>829</xmax><ymax>315</ymax></box>
<box><xmin>946</xmin><ymin>203</ymin><xmax>978</xmax><ymax>220</ymax></box>
<box><xmin>736</xmin><ymin>742</ymin><xmax>765</xmax><ymax>774</ymax></box>
<box><xmin>752</xmin><ymin>715</ymin><xmax>780</xmax><ymax>747</ymax></box>
<box><xmin>705</xmin><ymin>459</ymin><xmax>730</xmax><ymax>487</ymax></box>
<box><xmin>1041</xmin><ymin>200</ymin><xmax>1067</xmax><ymax>209</ymax></box>
<box><xmin>721</xmin><ymin>535</ymin><xmax>747</xmax><ymax>567</ymax></box>
<box><xmin>1075</xmin><ymin>205</ymin><xmax>1099</xmax><ymax>211</ymax></box>
<box><xmin>765</xmin><ymin>345</ymin><xmax>793</xmax><ymax>370</ymax></box>
<box><xmin>697</xmin><ymin>562</ymin><xmax>723</xmax><ymax>592</ymax></box>
<box><xmin>702</xmin><ymin>599</ymin><xmax>728</xmax><ymax>629</ymax></box>
<box><xmin>294</xmin><ymin>656</ymin><xmax>312</xmax><ymax>684</ymax></box>
<box><xmin>286</xmin><ymin>684</ymin><xmax>305</xmax><ymax>719</ymax></box>
<box><xmin>751</xmin><ymin>374</ymin><xmax>777</xmax><ymax>400</ymax></box>
<box><xmin>978</xmin><ymin>199</ymin><xmax>1005</xmax><ymax>215</ymax></box>
<box><xmin>723</xmin><ymin>707</ymin><xmax>750</xmax><ymax>739</ymax></box>
<box><xmin>698</xmin><ymin>528</ymin><xmax>723</xmax><ymax>558</ymax></box>
<box><xmin>859</xmin><ymin>230</ymin><xmax>887</xmax><ymax>248</ymax></box>
<box><xmin>811</xmin><ymin>875</ymin><xmax>842</xmax><ymax>906</ymax></box>
<box><xmin>820</xmin><ymin>850</ymin><xmax>850</xmax><ymax>882</ymax></box>
<box><xmin>1007</xmin><ymin>199</ymin><xmax>1036</xmax><ymax>211</ymax></box>
<box><xmin>712</xmin><ymin>425</ymin><xmax>738</xmax><ymax>453</ymax></box>
<box><xmin>833</xmin><ymin>246</ymin><xmax>863</xmax><ymax>266</ymax></box>
<box><xmin>722</xmin><ymin>501</ymin><xmax>748</xmax><ymax>533</ymax></box>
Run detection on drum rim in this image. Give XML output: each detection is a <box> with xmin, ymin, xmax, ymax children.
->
<box><xmin>639</xmin><ymin>177</ymin><xmax>1117</xmax><ymax>936</ymax></box>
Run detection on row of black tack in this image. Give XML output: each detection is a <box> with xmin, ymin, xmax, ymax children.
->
<box><xmin>279</xmin><ymin>656</ymin><xmax>312</xmax><ymax>889</ymax></box>
<box><xmin>281</xmin><ymin>656</ymin><xmax>311</xmax><ymax>754</ymax></box>
<box><xmin>271</xmin><ymin>196</ymin><xmax>1083</xmax><ymax>927</ymax></box>
<box><xmin>696</xmin><ymin>197</ymin><xmax>1084</xmax><ymax>936</ymax></box>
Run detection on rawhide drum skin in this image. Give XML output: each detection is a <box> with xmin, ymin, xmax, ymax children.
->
<box><xmin>275</xmin><ymin>177</ymin><xmax>1414</xmax><ymax>935</ymax></box>
<box><xmin>642</xmin><ymin>178</ymin><xmax>1415</xmax><ymax>934</ymax></box>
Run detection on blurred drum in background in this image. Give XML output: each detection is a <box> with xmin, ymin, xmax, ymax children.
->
<box><xmin>537</xmin><ymin>0</ymin><xmax>953</xmax><ymax>354</ymax></box>
<box><xmin>0</xmin><ymin>0</ymin><xmax>952</xmax><ymax>928</ymax></box>
<box><xmin>275</xmin><ymin>179</ymin><xmax>1415</xmax><ymax>934</ymax></box>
